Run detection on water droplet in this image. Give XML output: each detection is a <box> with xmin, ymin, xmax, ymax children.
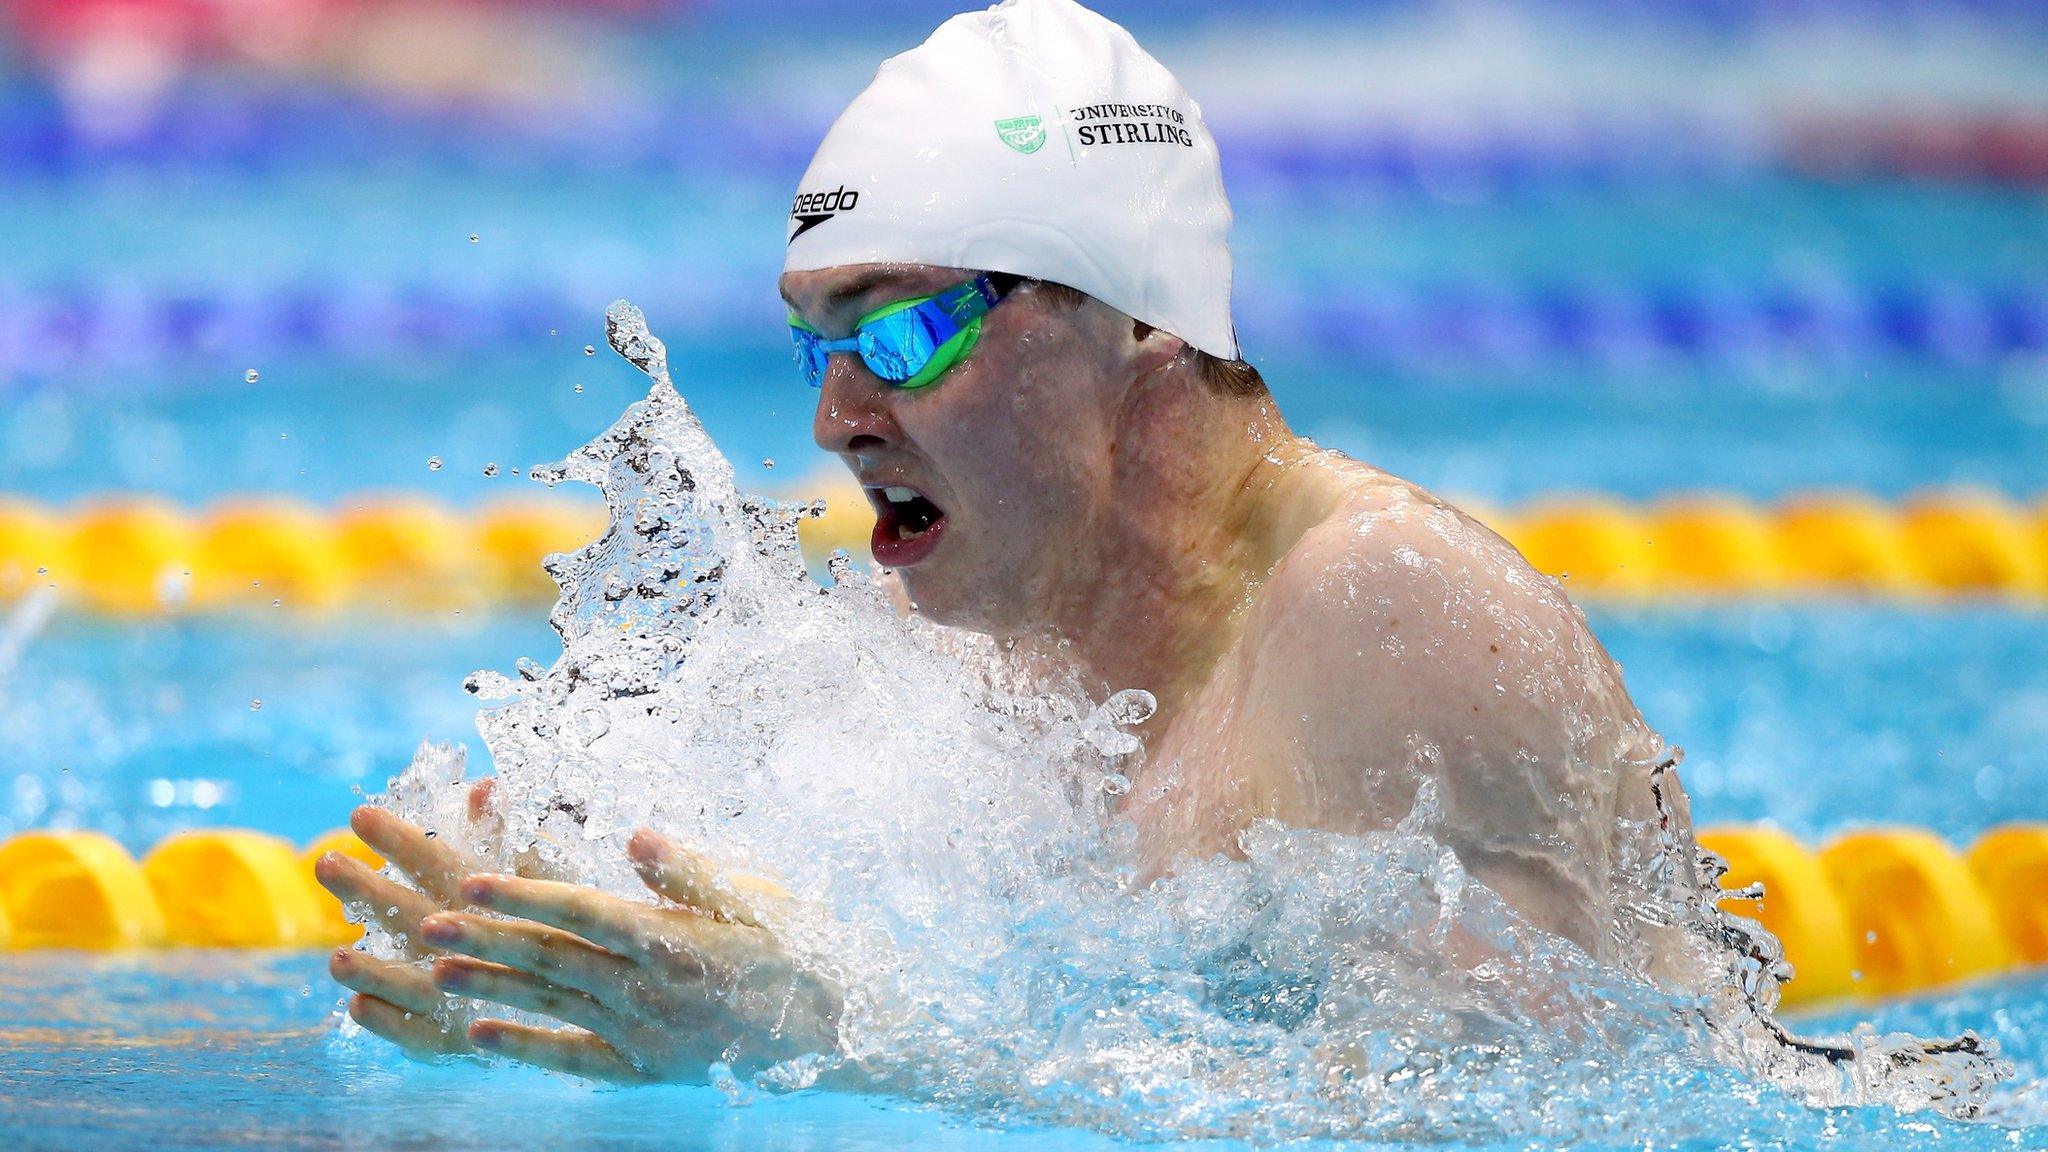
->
<box><xmin>469</xmin><ymin>233</ymin><xmax>480</xmax><ymax>243</ymax></box>
<box><xmin>35</xmin><ymin>566</ymin><xmax>46</xmax><ymax>575</ymax></box>
<box><xmin>250</xmin><ymin>699</ymin><xmax>263</xmax><ymax>711</ymax></box>
<box><xmin>1100</xmin><ymin>772</ymin><xmax>1131</xmax><ymax>796</ymax></box>
<box><xmin>483</xmin><ymin>463</ymin><xmax>500</xmax><ymax>477</ymax></box>
<box><xmin>567</xmin><ymin>707</ymin><xmax>611</xmax><ymax>746</ymax></box>
<box><xmin>762</xmin><ymin>458</ymin><xmax>775</xmax><ymax>469</ymax></box>
<box><xmin>573</xmin><ymin>383</ymin><xmax>585</xmax><ymax>393</ymax></box>
<box><xmin>271</xmin><ymin>598</ymin><xmax>281</xmax><ymax>608</ymax></box>
<box><xmin>427</xmin><ymin>456</ymin><xmax>443</xmax><ymax>471</ymax></box>
<box><xmin>244</xmin><ymin>368</ymin><xmax>259</xmax><ymax>383</ymax></box>
<box><xmin>584</xmin><ymin>345</ymin><xmax>596</xmax><ymax>356</ymax></box>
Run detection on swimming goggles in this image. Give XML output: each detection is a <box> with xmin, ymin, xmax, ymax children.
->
<box><xmin>789</xmin><ymin>274</ymin><xmax>1008</xmax><ymax>390</ymax></box>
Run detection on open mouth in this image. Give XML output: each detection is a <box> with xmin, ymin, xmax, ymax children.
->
<box><xmin>866</xmin><ymin>485</ymin><xmax>948</xmax><ymax>567</ymax></box>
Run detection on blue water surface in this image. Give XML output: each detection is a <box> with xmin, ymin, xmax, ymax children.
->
<box><xmin>3</xmin><ymin>2</ymin><xmax>2047</xmax><ymax>1146</ymax></box>
<box><xmin>1</xmin><ymin>949</ymin><xmax>2044</xmax><ymax>1151</ymax></box>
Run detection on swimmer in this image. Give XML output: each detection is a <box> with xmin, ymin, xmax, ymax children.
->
<box><xmin>317</xmin><ymin>0</ymin><xmax>1700</xmax><ymax>1083</ymax></box>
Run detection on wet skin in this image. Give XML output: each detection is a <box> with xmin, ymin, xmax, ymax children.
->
<box><xmin>319</xmin><ymin>785</ymin><xmax>839</xmax><ymax>1083</ymax></box>
<box><xmin>318</xmin><ymin>261</ymin><xmax>1697</xmax><ymax>1082</ymax></box>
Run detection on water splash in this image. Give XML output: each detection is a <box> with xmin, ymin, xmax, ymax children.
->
<box><xmin>368</xmin><ymin>302</ymin><xmax>2011</xmax><ymax>1142</ymax></box>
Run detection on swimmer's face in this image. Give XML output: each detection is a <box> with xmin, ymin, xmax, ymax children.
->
<box><xmin>782</xmin><ymin>263</ymin><xmax>1159</xmax><ymax>635</ymax></box>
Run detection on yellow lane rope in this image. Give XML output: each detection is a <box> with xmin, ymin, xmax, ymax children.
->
<box><xmin>1700</xmin><ymin>825</ymin><xmax>2048</xmax><ymax>1006</ymax></box>
<box><xmin>0</xmin><ymin>485</ymin><xmax>2042</xmax><ymax>615</ymax></box>
<box><xmin>0</xmin><ymin>822</ymin><xmax>2041</xmax><ymax>1009</ymax></box>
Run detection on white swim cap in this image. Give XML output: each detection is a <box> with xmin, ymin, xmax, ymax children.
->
<box><xmin>783</xmin><ymin>0</ymin><xmax>1239</xmax><ymax>360</ymax></box>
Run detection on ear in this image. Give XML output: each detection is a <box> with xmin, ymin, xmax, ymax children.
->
<box><xmin>1128</xmin><ymin>318</ymin><xmax>1187</xmax><ymax>380</ymax></box>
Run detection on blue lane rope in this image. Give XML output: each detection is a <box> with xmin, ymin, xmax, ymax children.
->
<box><xmin>0</xmin><ymin>87</ymin><xmax>1766</xmax><ymax>192</ymax></box>
<box><xmin>0</xmin><ymin>277</ymin><xmax>2037</xmax><ymax>377</ymax></box>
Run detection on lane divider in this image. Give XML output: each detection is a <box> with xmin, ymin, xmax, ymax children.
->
<box><xmin>4</xmin><ymin>277</ymin><xmax>2042</xmax><ymax>377</ymax></box>
<box><xmin>1498</xmin><ymin>489</ymin><xmax>2047</xmax><ymax>600</ymax></box>
<box><xmin>0</xmin><ymin>496</ymin><xmax>605</xmax><ymax>615</ymax></box>
<box><xmin>0</xmin><ymin>828</ymin><xmax>382</xmax><ymax>950</ymax></box>
<box><xmin>0</xmin><ymin>487</ymin><xmax>2041</xmax><ymax>616</ymax></box>
<box><xmin>0</xmin><ymin>820</ymin><xmax>2043</xmax><ymax>1009</ymax></box>
<box><xmin>3</xmin><ymin>81</ymin><xmax>2043</xmax><ymax>190</ymax></box>
<box><xmin>1701</xmin><ymin>824</ymin><xmax>2048</xmax><ymax>1006</ymax></box>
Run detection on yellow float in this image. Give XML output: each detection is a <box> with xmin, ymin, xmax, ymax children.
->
<box><xmin>194</xmin><ymin>499</ymin><xmax>347</xmax><ymax>611</ymax></box>
<box><xmin>472</xmin><ymin>498</ymin><xmax>605</xmax><ymax>601</ymax></box>
<box><xmin>0</xmin><ymin>831</ymin><xmax>165</xmax><ymax>948</ymax></box>
<box><xmin>143</xmin><ymin>829</ymin><xmax>337</xmax><ymax>948</ymax></box>
<box><xmin>1697</xmin><ymin>825</ymin><xmax>1855</xmax><ymax>1005</ymax></box>
<box><xmin>0</xmin><ymin>499</ymin><xmax>62</xmax><ymax>600</ymax></box>
<box><xmin>1646</xmin><ymin>496</ymin><xmax>1782</xmax><ymax>594</ymax></box>
<box><xmin>1969</xmin><ymin>825</ymin><xmax>2048</xmax><ymax>966</ymax></box>
<box><xmin>334</xmin><ymin>497</ymin><xmax>476</xmax><ymax>610</ymax></box>
<box><xmin>1770</xmin><ymin>491</ymin><xmax>1916</xmax><ymax>595</ymax></box>
<box><xmin>1508</xmin><ymin>497</ymin><xmax>1650</xmax><ymax>595</ymax></box>
<box><xmin>796</xmin><ymin>479</ymin><xmax>876</xmax><ymax>564</ymax></box>
<box><xmin>1897</xmin><ymin>490</ymin><xmax>2043</xmax><ymax>598</ymax></box>
<box><xmin>1819</xmin><ymin>828</ymin><xmax>2012</xmax><ymax>998</ymax></box>
<box><xmin>65</xmin><ymin>499</ymin><xmax>197</xmax><ymax>615</ymax></box>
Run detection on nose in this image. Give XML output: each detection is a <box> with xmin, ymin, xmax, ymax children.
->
<box><xmin>810</xmin><ymin>354</ymin><xmax>900</xmax><ymax>458</ymax></box>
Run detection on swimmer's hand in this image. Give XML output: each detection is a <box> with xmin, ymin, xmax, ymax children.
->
<box><xmin>317</xmin><ymin>785</ymin><xmax>507</xmax><ymax>1061</ymax></box>
<box><xmin>317</xmin><ymin>792</ymin><xmax>840</xmax><ymax>1084</ymax></box>
<box><xmin>423</xmin><ymin>829</ymin><xmax>842</xmax><ymax>1084</ymax></box>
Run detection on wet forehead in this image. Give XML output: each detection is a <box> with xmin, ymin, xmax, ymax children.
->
<box><xmin>779</xmin><ymin>263</ymin><xmax>973</xmax><ymax>328</ymax></box>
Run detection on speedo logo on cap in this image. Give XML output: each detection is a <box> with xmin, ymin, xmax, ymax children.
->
<box><xmin>788</xmin><ymin>185</ymin><xmax>859</xmax><ymax>244</ymax></box>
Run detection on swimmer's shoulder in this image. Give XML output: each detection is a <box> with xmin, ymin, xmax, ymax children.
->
<box><xmin>1233</xmin><ymin>450</ymin><xmax>1650</xmax><ymax>852</ymax></box>
<box><xmin>1259</xmin><ymin>450</ymin><xmax>1568</xmax><ymax>628</ymax></box>
<box><xmin>1239</xmin><ymin>449</ymin><xmax>1630</xmax><ymax>741</ymax></box>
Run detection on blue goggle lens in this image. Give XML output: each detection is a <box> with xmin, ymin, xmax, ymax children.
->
<box><xmin>789</xmin><ymin>276</ymin><xmax>1002</xmax><ymax>389</ymax></box>
<box><xmin>858</xmin><ymin>311</ymin><xmax>942</xmax><ymax>380</ymax></box>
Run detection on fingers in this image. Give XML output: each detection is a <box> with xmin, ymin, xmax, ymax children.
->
<box><xmin>347</xmin><ymin>993</ymin><xmax>470</xmax><ymax>1059</ymax></box>
<box><xmin>315</xmin><ymin>852</ymin><xmax>444</xmax><ymax>953</ymax></box>
<box><xmin>510</xmin><ymin>836</ymin><xmax>576</xmax><ymax>884</ymax></box>
<box><xmin>330</xmin><ymin>948</ymin><xmax>443</xmax><ymax>1016</ymax></box>
<box><xmin>466</xmin><ymin>778</ymin><xmax>498</xmax><ymax>824</ymax></box>
<box><xmin>432</xmin><ymin>956</ymin><xmax>612</xmax><ymax>1036</ymax></box>
<box><xmin>462</xmin><ymin>780</ymin><xmax>574</xmax><ymax>883</ymax></box>
<box><xmin>350</xmin><ymin>805</ymin><xmax>475</xmax><ymax>905</ymax></box>
<box><xmin>469</xmin><ymin>1019</ymin><xmax>649</xmax><ymax>1083</ymax></box>
<box><xmin>464</xmin><ymin>778</ymin><xmax>506</xmax><ymax>862</ymax></box>
<box><xmin>627</xmin><ymin>831</ymin><xmax>789</xmax><ymax>929</ymax></box>
<box><xmin>459</xmin><ymin>874</ymin><xmax>671</xmax><ymax>958</ymax></box>
<box><xmin>421</xmin><ymin>911</ymin><xmax>636</xmax><ymax>996</ymax></box>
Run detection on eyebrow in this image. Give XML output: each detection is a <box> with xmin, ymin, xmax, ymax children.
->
<box><xmin>780</xmin><ymin>269</ymin><xmax>922</xmax><ymax>320</ymax></box>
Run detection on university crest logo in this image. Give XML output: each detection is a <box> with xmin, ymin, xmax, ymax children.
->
<box><xmin>994</xmin><ymin>115</ymin><xmax>1047</xmax><ymax>155</ymax></box>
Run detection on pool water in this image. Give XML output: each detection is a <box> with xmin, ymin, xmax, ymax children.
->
<box><xmin>4</xmin><ymin>1</ymin><xmax>2047</xmax><ymax>1147</ymax></box>
<box><xmin>2</xmin><ymin>475</ymin><xmax>2044</xmax><ymax>1150</ymax></box>
<box><xmin>1</xmin><ymin>950</ymin><xmax>2044</xmax><ymax>1152</ymax></box>
<box><xmin>5</xmin><ymin>604</ymin><xmax>2045</xmax><ymax>853</ymax></box>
